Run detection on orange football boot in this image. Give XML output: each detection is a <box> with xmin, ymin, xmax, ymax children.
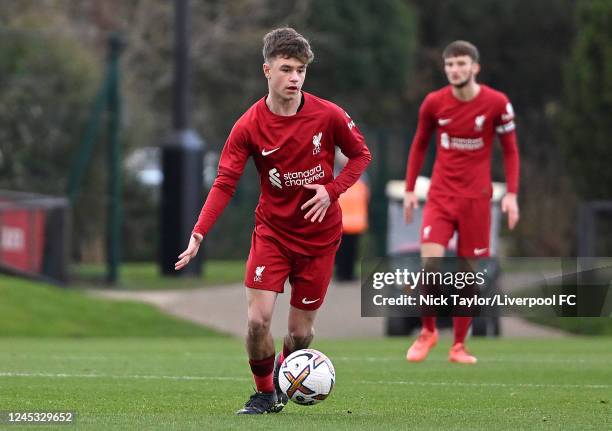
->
<box><xmin>406</xmin><ymin>329</ymin><xmax>438</xmax><ymax>362</ymax></box>
<box><xmin>448</xmin><ymin>342</ymin><xmax>478</xmax><ymax>364</ymax></box>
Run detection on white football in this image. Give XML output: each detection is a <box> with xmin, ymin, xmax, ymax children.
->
<box><xmin>278</xmin><ymin>348</ymin><xmax>335</xmax><ymax>405</ymax></box>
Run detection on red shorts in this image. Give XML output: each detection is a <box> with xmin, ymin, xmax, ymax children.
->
<box><xmin>244</xmin><ymin>230</ymin><xmax>335</xmax><ymax>311</ymax></box>
<box><xmin>421</xmin><ymin>194</ymin><xmax>491</xmax><ymax>258</ymax></box>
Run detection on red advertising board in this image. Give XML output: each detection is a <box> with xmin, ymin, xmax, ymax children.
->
<box><xmin>0</xmin><ymin>209</ymin><xmax>46</xmax><ymax>273</ymax></box>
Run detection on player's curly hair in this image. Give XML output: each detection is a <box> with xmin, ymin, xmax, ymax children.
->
<box><xmin>443</xmin><ymin>40</ymin><xmax>480</xmax><ymax>63</ymax></box>
<box><xmin>262</xmin><ymin>27</ymin><xmax>314</xmax><ymax>65</ymax></box>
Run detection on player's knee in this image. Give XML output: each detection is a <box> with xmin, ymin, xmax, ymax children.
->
<box><xmin>247</xmin><ymin>316</ymin><xmax>271</xmax><ymax>338</ymax></box>
<box><xmin>288</xmin><ymin>327</ymin><xmax>314</xmax><ymax>348</ymax></box>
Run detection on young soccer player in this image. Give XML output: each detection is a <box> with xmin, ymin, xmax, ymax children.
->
<box><xmin>175</xmin><ymin>28</ymin><xmax>371</xmax><ymax>413</ymax></box>
<box><xmin>403</xmin><ymin>40</ymin><xmax>520</xmax><ymax>364</ymax></box>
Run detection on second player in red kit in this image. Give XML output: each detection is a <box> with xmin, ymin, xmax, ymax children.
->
<box><xmin>404</xmin><ymin>40</ymin><xmax>520</xmax><ymax>364</ymax></box>
<box><xmin>406</xmin><ymin>83</ymin><xmax>519</xmax><ymax>256</ymax></box>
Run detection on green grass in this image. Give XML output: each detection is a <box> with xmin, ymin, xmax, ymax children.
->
<box><xmin>72</xmin><ymin>260</ymin><xmax>245</xmax><ymax>290</ymax></box>
<box><xmin>499</xmin><ymin>257</ymin><xmax>612</xmax><ymax>273</ymax></box>
<box><xmin>513</xmin><ymin>282</ymin><xmax>612</xmax><ymax>335</ymax></box>
<box><xmin>0</xmin><ymin>275</ymin><xmax>223</xmax><ymax>337</ymax></box>
<box><xmin>528</xmin><ymin>317</ymin><xmax>612</xmax><ymax>335</ymax></box>
<box><xmin>0</xmin><ymin>337</ymin><xmax>610</xmax><ymax>430</ymax></box>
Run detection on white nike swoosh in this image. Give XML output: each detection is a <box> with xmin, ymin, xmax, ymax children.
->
<box><xmin>301</xmin><ymin>298</ymin><xmax>320</xmax><ymax>305</ymax></box>
<box><xmin>262</xmin><ymin>147</ymin><xmax>281</xmax><ymax>156</ymax></box>
<box><xmin>474</xmin><ymin>248</ymin><xmax>488</xmax><ymax>255</ymax></box>
<box><xmin>438</xmin><ymin>118</ymin><xmax>452</xmax><ymax>125</ymax></box>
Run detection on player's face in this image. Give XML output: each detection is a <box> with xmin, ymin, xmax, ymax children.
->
<box><xmin>444</xmin><ymin>55</ymin><xmax>480</xmax><ymax>88</ymax></box>
<box><xmin>263</xmin><ymin>56</ymin><xmax>307</xmax><ymax>101</ymax></box>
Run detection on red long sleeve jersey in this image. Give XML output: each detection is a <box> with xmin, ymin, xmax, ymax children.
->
<box><xmin>194</xmin><ymin>92</ymin><xmax>371</xmax><ymax>256</ymax></box>
<box><xmin>405</xmin><ymin>85</ymin><xmax>519</xmax><ymax>198</ymax></box>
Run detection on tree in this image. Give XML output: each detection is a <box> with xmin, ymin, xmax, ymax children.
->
<box><xmin>409</xmin><ymin>0</ymin><xmax>579</xmax><ymax>255</ymax></box>
<box><xmin>0</xmin><ymin>9</ymin><xmax>109</xmax><ymax>259</ymax></box>
<box><xmin>304</xmin><ymin>0</ymin><xmax>416</xmax><ymax>127</ymax></box>
<box><xmin>0</xmin><ymin>3</ymin><xmax>160</xmax><ymax>262</ymax></box>
<box><xmin>560</xmin><ymin>0</ymin><xmax>612</xmax><ymax>200</ymax></box>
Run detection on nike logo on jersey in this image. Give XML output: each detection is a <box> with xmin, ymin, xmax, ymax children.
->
<box><xmin>474</xmin><ymin>248</ymin><xmax>488</xmax><ymax>256</ymax></box>
<box><xmin>438</xmin><ymin>118</ymin><xmax>452</xmax><ymax>126</ymax></box>
<box><xmin>262</xmin><ymin>147</ymin><xmax>281</xmax><ymax>156</ymax></box>
<box><xmin>302</xmin><ymin>297</ymin><xmax>320</xmax><ymax>305</ymax></box>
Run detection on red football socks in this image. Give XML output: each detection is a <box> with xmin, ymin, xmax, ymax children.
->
<box><xmin>249</xmin><ymin>354</ymin><xmax>275</xmax><ymax>393</ymax></box>
<box><xmin>422</xmin><ymin>316</ymin><xmax>437</xmax><ymax>332</ymax></box>
<box><xmin>282</xmin><ymin>343</ymin><xmax>292</xmax><ymax>361</ymax></box>
<box><xmin>453</xmin><ymin>317</ymin><xmax>472</xmax><ymax>344</ymax></box>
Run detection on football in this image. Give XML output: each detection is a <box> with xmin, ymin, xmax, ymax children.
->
<box><xmin>278</xmin><ymin>349</ymin><xmax>335</xmax><ymax>405</ymax></box>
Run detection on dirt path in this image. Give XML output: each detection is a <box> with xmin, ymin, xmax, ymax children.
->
<box><xmin>90</xmin><ymin>278</ymin><xmax>567</xmax><ymax>338</ymax></box>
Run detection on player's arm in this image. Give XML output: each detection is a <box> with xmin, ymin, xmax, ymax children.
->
<box><xmin>302</xmin><ymin>108</ymin><xmax>371</xmax><ymax>223</ymax></box>
<box><xmin>324</xmin><ymin>109</ymin><xmax>372</xmax><ymax>202</ymax></box>
<box><xmin>496</xmin><ymin>100</ymin><xmax>520</xmax><ymax>230</ymax></box>
<box><xmin>175</xmin><ymin>125</ymin><xmax>250</xmax><ymax>270</ymax></box>
<box><xmin>404</xmin><ymin>95</ymin><xmax>436</xmax><ymax>223</ymax></box>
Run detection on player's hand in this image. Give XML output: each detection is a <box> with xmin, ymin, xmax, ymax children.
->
<box><xmin>404</xmin><ymin>191</ymin><xmax>419</xmax><ymax>224</ymax></box>
<box><xmin>175</xmin><ymin>232</ymin><xmax>203</xmax><ymax>270</ymax></box>
<box><xmin>301</xmin><ymin>184</ymin><xmax>331</xmax><ymax>223</ymax></box>
<box><xmin>501</xmin><ymin>193</ymin><xmax>519</xmax><ymax>230</ymax></box>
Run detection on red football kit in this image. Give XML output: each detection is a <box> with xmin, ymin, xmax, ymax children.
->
<box><xmin>405</xmin><ymin>84</ymin><xmax>519</xmax><ymax>257</ymax></box>
<box><xmin>193</xmin><ymin>91</ymin><xmax>371</xmax><ymax>309</ymax></box>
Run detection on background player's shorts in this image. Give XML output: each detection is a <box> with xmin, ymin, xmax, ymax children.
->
<box><xmin>421</xmin><ymin>194</ymin><xmax>491</xmax><ymax>258</ymax></box>
<box><xmin>244</xmin><ymin>230</ymin><xmax>335</xmax><ymax>311</ymax></box>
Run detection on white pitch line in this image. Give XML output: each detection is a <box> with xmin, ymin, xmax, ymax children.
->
<box><xmin>0</xmin><ymin>372</ymin><xmax>248</xmax><ymax>382</ymax></box>
<box><xmin>334</xmin><ymin>356</ymin><xmax>612</xmax><ymax>365</ymax></box>
<box><xmin>0</xmin><ymin>372</ymin><xmax>609</xmax><ymax>389</ymax></box>
<box><xmin>3</xmin><ymin>354</ymin><xmax>610</xmax><ymax>365</ymax></box>
<box><xmin>356</xmin><ymin>379</ymin><xmax>611</xmax><ymax>390</ymax></box>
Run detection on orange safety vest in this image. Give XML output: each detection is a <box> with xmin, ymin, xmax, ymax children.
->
<box><xmin>338</xmin><ymin>180</ymin><xmax>369</xmax><ymax>234</ymax></box>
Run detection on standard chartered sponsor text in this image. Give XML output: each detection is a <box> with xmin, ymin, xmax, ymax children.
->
<box><xmin>450</xmin><ymin>137</ymin><xmax>484</xmax><ymax>150</ymax></box>
<box><xmin>283</xmin><ymin>164</ymin><xmax>325</xmax><ymax>186</ymax></box>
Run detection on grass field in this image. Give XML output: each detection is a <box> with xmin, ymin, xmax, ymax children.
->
<box><xmin>72</xmin><ymin>261</ymin><xmax>245</xmax><ymax>290</ymax></box>
<box><xmin>0</xmin><ymin>275</ymin><xmax>221</xmax><ymax>337</ymax></box>
<box><xmin>1</xmin><ymin>337</ymin><xmax>610</xmax><ymax>430</ymax></box>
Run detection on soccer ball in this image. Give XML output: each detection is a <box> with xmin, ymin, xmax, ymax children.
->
<box><xmin>278</xmin><ymin>348</ymin><xmax>335</xmax><ymax>405</ymax></box>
